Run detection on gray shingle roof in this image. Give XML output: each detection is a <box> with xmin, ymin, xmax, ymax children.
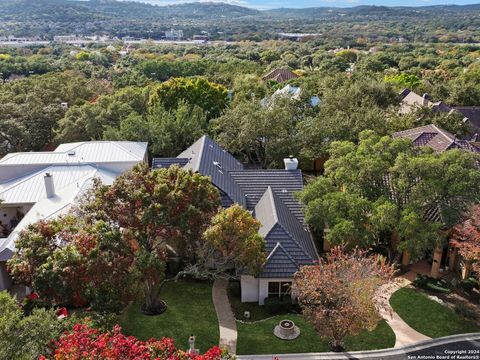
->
<box><xmin>255</xmin><ymin>187</ymin><xmax>317</xmax><ymax>278</ymax></box>
<box><xmin>153</xmin><ymin>136</ymin><xmax>319</xmax><ymax>278</ymax></box>
<box><xmin>176</xmin><ymin>135</ymin><xmax>246</xmax><ymax>207</ymax></box>
<box><xmin>229</xmin><ymin>169</ymin><xmax>305</xmax><ymax>222</ymax></box>
<box><xmin>261</xmin><ymin>242</ymin><xmax>300</xmax><ymax>278</ymax></box>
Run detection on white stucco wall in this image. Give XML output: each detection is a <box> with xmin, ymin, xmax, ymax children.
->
<box><xmin>240</xmin><ymin>275</ymin><xmax>259</xmax><ymax>302</ymax></box>
<box><xmin>0</xmin><ymin>262</ymin><xmax>12</xmax><ymax>291</ymax></box>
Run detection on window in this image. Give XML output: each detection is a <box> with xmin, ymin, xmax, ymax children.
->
<box><xmin>268</xmin><ymin>281</ymin><xmax>291</xmax><ymax>298</ymax></box>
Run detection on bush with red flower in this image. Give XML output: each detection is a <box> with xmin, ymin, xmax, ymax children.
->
<box><xmin>41</xmin><ymin>323</ymin><xmax>234</xmax><ymax>360</ymax></box>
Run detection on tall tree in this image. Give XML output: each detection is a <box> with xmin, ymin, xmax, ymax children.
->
<box><xmin>298</xmin><ymin>131</ymin><xmax>480</xmax><ymax>260</ymax></box>
<box><xmin>149</xmin><ymin>77</ymin><xmax>228</xmax><ymax>120</ymax></box>
<box><xmin>88</xmin><ymin>164</ymin><xmax>221</xmax><ymax>313</ymax></box>
<box><xmin>294</xmin><ymin>247</ymin><xmax>394</xmax><ymax>351</ymax></box>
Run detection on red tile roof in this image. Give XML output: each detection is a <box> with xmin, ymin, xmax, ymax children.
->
<box><xmin>262</xmin><ymin>68</ymin><xmax>299</xmax><ymax>83</ymax></box>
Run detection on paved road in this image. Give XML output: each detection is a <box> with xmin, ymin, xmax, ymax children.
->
<box><xmin>237</xmin><ymin>333</ymin><xmax>480</xmax><ymax>360</ymax></box>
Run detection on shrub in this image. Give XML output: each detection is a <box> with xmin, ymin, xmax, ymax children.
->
<box><xmin>264</xmin><ymin>296</ymin><xmax>293</xmax><ymax>315</ymax></box>
<box><xmin>413</xmin><ymin>275</ymin><xmax>452</xmax><ymax>294</ymax></box>
<box><xmin>264</xmin><ymin>297</ymin><xmax>282</xmax><ymax>314</ymax></box>
<box><xmin>460</xmin><ymin>277</ymin><xmax>479</xmax><ymax>293</ymax></box>
<box><xmin>41</xmin><ymin>323</ymin><xmax>232</xmax><ymax>360</ymax></box>
<box><xmin>454</xmin><ymin>303</ymin><xmax>478</xmax><ymax>320</ymax></box>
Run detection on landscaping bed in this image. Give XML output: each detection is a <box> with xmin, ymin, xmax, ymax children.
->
<box><xmin>236</xmin><ymin>315</ymin><xmax>395</xmax><ymax>355</ymax></box>
<box><xmin>120</xmin><ymin>280</ymin><xmax>219</xmax><ymax>352</ymax></box>
<box><xmin>390</xmin><ymin>287</ymin><xmax>480</xmax><ymax>338</ymax></box>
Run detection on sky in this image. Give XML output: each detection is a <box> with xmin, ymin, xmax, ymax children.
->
<box><xmin>119</xmin><ymin>0</ymin><xmax>480</xmax><ymax>10</ymax></box>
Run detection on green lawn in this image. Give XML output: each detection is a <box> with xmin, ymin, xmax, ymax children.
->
<box><xmin>236</xmin><ymin>315</ymin><xmax>395</xmax><ymax>355</ymax></box>
<box><xmin>120</xmin><ymin>280</ymin><xmax>219</xmax><ymax>352</ymax></box>
<box><xmin>228</xmin><ymin>281</ymin><xmax>286</xmax><ymax>321</ymax></box>
<box><xmin>390</xmin><ymin>287</ymin><xmax>480</xmax><ymax>338</ymax></box>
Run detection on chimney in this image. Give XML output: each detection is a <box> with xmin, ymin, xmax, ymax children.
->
<box><xmin>284</xmin><ymin>155</ymin><xmax>299</xmax><ymax>171</ymax></box>
<box><xmin>44</xmin><ymin>173</ymin><xmax>55</xmax><ymax>198</ymax></box>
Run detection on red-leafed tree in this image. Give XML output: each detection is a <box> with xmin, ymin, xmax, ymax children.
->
<box><xmin>452</xmin><ymin>206</ymin><xmax>480</xmax><ymax>276</ymax></box>
<box><xmin>88</xmin><ymin>164</ymin><xmax>221</xmax><ymax>313</ymax></box>
<box><xmin>40</xmin><ymin>324</ymin><xmax>232</xmax><ymax>360</ymax></box>
<box><xmin>293</xmin><ymin>247</ymin><xmax>395</xmax><ymax>351</ymax></box>
<box><xmin>8</xmin><ymin>217</ymin><xmax>138</xmax><ymax>311</ymax></box>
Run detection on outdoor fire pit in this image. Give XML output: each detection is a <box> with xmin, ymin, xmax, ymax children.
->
<box><xmin>273</xmin><ymin>319</ymin><xmax>300</xmax><ymax>340</ymax></box>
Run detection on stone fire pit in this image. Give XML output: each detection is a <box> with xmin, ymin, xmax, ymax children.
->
<box><xmin>273</xmin><ymin>319</ymin><xmax>300</xmax><ymax>340</ymax></box>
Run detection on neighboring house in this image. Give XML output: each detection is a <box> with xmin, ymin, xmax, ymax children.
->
<box><xmin>455</xmin><ymin>107</ymin><xmax>480</xmax><ymax>139</ymax></box>
<box><xmin>0</xmin><ymin>141</ymin><xmax>148</xmax><ymax>291</ymax></box>
<box><xmin>393</xmin><ymin>124</ymin><xmax>479</xmax><ymax>279</ymax></box>
<box><xmin>399</xmin><ymin>89</ymin><xmax>480</xmax><ymax>139</ymax></box>
<box><xmin>153</xmin><ymin>135</ymin><xmax>318</xmax><ymax>305</ymax></box>
<box><xmin>393</xmin><ymin>124</ymin><xmax>480</xmax><ymax>155</ymax></box>
<box><xmin>261</xmin><ymin>84</ymin><xmax>320</xmax><ymax>107</ymax></box>
<box><xmin>399</xmin><ymin>89</ymin><xmax>453</xmax><ymax>115</ymax></box>
<box><xmin>262</xmin><ymin>68</ymin><xmax>299</xmax><ymax>83</ymax></box>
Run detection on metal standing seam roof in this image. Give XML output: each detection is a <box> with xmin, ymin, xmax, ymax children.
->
<box><xmin>0</xmin><ymin>141</ymin><xmax>148</xmax><ymax>165</ymax></box>
<box><xmin>0</xmin><ymin>165</ymin><xmax>116</xmax><ymax>204</ymax></box>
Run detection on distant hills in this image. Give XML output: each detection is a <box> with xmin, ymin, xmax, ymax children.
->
<box><xmin>1</xmin><ymin>0</ymin><xmax>480</xmax><ymax>41</ymax></box>
<box><xmin>2</xmin><ymin>0</ymin><xmax>480</xmax><ymax>22</ymax></box>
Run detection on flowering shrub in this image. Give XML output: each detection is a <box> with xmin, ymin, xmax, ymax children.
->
<box><xmin>41</xmin><ymin>324</ymin><xmax>233</xmax><ymax>360</ymax></box>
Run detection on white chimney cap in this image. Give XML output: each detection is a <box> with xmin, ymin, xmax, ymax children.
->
<box><xmin>284</xmin><ymin>156</ymin><xmax>299</xmax><ymax>171</ymax></box>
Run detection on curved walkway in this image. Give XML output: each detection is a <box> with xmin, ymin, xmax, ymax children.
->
<box><xmin>212</xmin><ymin>278</ymin><xmax>237</xmax><ymax>354</ymax></box>
<box><xmin>377</xmin><ymin>278</ymin><xmax>431</xmax><ymax>347</ymax></box>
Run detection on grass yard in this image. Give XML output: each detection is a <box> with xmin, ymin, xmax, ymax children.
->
<box><xmin>236</xmin><ymin>315</ymin><xmax>395</xmax><ymax>355</ymax></box>
<box><xmin>120</xmin><ymin>280</ymin><xmax>219</xmax><ymax>352</ymax></box>
<box><xmin>228</xmin><ymin>281</ymin><xmax>286</xmax><ymax>321</ymax></box>
<box><xmin>390</xmin><ymin>287</ymin><xmax>480</xmax><ymax>338</ymax></box>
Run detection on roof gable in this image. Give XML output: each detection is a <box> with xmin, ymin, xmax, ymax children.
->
<box><xmin>261</xmin><ymin>242</ymin><xmax>300</xmax><ymax>278</ymax></box>
<box><xmin>164</xmin><ymin>135</ymin><xmax>246</xmax><ymax>206</ymax></box>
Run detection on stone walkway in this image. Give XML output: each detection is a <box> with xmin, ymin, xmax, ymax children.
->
<box><xmin>377</xmin><ymin>278</ymin><xmax>431</xmax><ymax>348</ymax></box>
<box><xmin>212</xmin><ymin>278</ymin><xmax>237</xmax><ymax>354</ymax></box>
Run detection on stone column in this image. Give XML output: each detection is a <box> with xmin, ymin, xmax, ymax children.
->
<box><xmin>430</xmin><ymin>247</ymin><xmax>443</xmax><ymax>279</ymax></box>
<box><xmin>462</xmin><ymin>261</ymin><xmax>472</xmax><ymax>280</ymax></box>
<box><xmin>448</xmin><ymin>247</ymin><xmax>457</xmax><ymax>272</ymax></box>
<box><xmin>401</xmin><ymin>251</ymin><xmax>410</xmax><ymax>267</ymax></box>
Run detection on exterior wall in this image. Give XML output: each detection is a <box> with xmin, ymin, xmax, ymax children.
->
<box><xmin>0</xmin><ymin>262</ymin><xmax>12</xmax><ymax>291</ymax></box>
<box><xmin>240</xmin><ymin>275</ymin><xmax>259</xmax><ymax>302</ymax></box>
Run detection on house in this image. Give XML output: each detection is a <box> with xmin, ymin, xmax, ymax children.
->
<box><xmin>153</xmin><ymin>135</ymin><xmax>318</xmax><ymax>305</ymax></box>
<box><xmin>0</xmin><ymin>141</ymin><xmax>148</xmax><ymax>291</ymax></box>
<box><xmin>261</xmin><ymin>84</ymin><xmax>320</xmax><ymax>107</ymax></box>
<box><xmin>393</xmin><ymin>124</ymin><xmax>479</xmax><ymax>279</ymax></box>
<box><xmin>399</xmin><ymin>89</ymin><xmax>453</xmax><ymax>115</ymax></box>
<box><xmin>262</xmin><ymin>69</ymin><xmax>299</xmax><ymax>83</ymax></box>
<box><xmin>398</xmin><ymin>89</ymin><xmax>480</xmax><ymax>139</ymax></box>
<box><xmin>393</xmin><ymin>124</ymin><xmax>480</xmax><ymax>155</ymax></box>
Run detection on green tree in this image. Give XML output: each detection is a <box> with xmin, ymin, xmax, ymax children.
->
<box><xmin>196</xmin><ymin>204</ymin><xmax>266</xmax><ymax>277</ymax></box>
<box><xmin>298</xmin><ymin>131</ymin><xmax>480</xmax><ymax>260</ymax></box>
<box><xmin>149</xmin><ymin>77</ymin><xmax>228</xmax><ymax>120</ymax></box>
<box><xmin>213</xmin><ymin>98</ymin><xmax>301</xmax><ymax>168</ymax></box>
<box><xmin>103</xmin><ymin>101</ymin><xmax>207</xmax><ymax>158</ymax></box>
<box><xmin>0</xmin><ymin>291</ymin><xmax>68</xmax><ymax>360</ymax></box>
<box><xmin>88</xmin><ymin>164</ymin><xmax>221</xmax><ymax>312</ymax></box>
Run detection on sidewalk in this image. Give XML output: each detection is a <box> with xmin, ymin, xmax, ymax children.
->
<box><xmin>377</xmin><ymin>279</ymin><xmax>431</xmax><ymax>347</ymax></box>
<box><xmin>212</xmin><ymin>278</ymin><xmax>238</xmax><ymax>354</ymax></box>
